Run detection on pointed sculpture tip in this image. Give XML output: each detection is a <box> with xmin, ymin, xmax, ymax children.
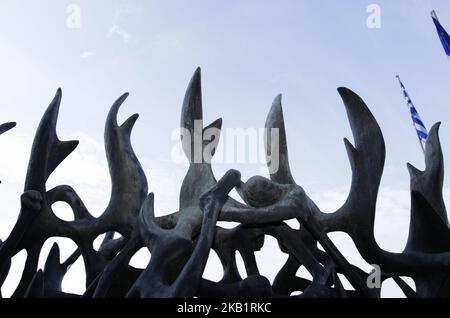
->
<box><xmin>0</xmin><ymin>122</ymin><xmax>17</xmax><ymax>135</ymax></box>
<box><xmin>428</xmin><ymin>122</ymin><xmax>442</xmax><ymax>145</ymax></box>
<box><xmin>181</xmin><ymin>67</ymin><xmax>203</xmax><ymax>125</ymax></box>
<box><xmin>430</xmin><ymin>121</ymin><xmax>441</xmax><ymax>136</ymax></box>
<box><xmin>274</xmin><ymin>94</ymin><xmax>282</xmax><ymax>104</ymax></box>
<box><xmin>129</xmin><ymin>113</ymin><xmax>139</xmax><ymax>121</ymax></box>
<box><xmin>54</xmin><ymin>88</ymin><xmax>62</xmax><ymax>100</ymax></box>
<box><xmin>192</xmin><ymin>67</ymin><xmax>201</xmax><ymax>83</ymax></box>
<box><xmin>184</xmin><ymin>68</ymin><xmax>202</xmax><ymax>98</ymax></box>
<box><xmin>113</xmin><ymin>92</ymin><xmax>130</xmax><ymax>108</ymax></box>
<box><xmin>53</xmin><ymin>88</ymin><xmax>62</xmax><ymax>103</ymax></box>
<box><xmin>266</xmin><ymin>95</ymin><xmax>285</xmax><ymax>129</ymax></box>
<box><xmin>48</xmin><ymin>88</ymin><xmax>63</xmax><ymax>114</ymax></box>
<box><xmin>337</xmin><ymin>87</ymin><xmax>370</xmax><ymax>116</ymax></box>
<box><xmin>49</xmin><ymin>242</ymin><xmax>60</xmax><ymax>258</ymax></box>
<box><xmin>435</xmin><ymin>121</ymin><xmax>442</xmax><ymax>130</ymax></box>
<box><xmin>406</xmin><ymin>162</ymin><xmax>422</xmax><ymax>177</ymax></box>
<box><xmin>207</xmin><ymin>117</ymin><xmax>222</xmax><ymax>129</ymax></box>
<box><xmin>107</xmin><ymin>94</ymin><xmax>130</xmax><ymax>129</ymax></box>
<box><xmin>427</xmin><ymin>122</ymin><xmax>442</xmax><ymax>138</ymax></box>
<box><xmin>337</xmin><ymin>87</ymin><xmax>363</xmax><ymax>101</ymax></box>
<box><xmin>337</xmin><ymin>87</ymin><xmax>353</xmax><ymax>99</ymax></box>
<box><xmin>270</xmin><ymin>94</ymin><xmax>283</xmax><ymax>112</ymax></box>
<box><xmin>121</xmin><ymin>113</ymin><xmax>139</xmax><ymax>133</ymax></box>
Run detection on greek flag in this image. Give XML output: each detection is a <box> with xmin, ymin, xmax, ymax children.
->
<box><xmin>396</xmin><ymin>76</ymin><xmax>428</xmax><ymax>153</ymax></box>
<box><xmin>431</xmin><ymin>10</ymin><xmax>450</xmax><ymax>58</ymax></box>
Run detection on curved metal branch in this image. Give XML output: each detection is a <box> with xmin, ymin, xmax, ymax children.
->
<box><xmin>24</xmin><ymin>89</ymin><xmax>78</xmax><ymax>193</ymax></box>
<box><xmin>0</xmin><ymin>122</ymin><xmax>16</xmax><ymax>135</ymax></box>
<box><xmin>102</xmin><ymin>92</ymin><xmax>148</xmax><ymax>231</ymax></box>
<box><xmin>265</xmin><ymin>94</ymin><xmax>295</xmax><ymax>184</ymax></box>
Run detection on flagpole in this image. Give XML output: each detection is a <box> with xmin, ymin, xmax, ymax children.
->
<box><xmin>418</xmin><ymin>134</ymin><xmax>426</xmax><ymax>155</ymax></box>
<box><xmin>396</xmin><ymin>75</ymin><xmax>426</xmax><ymax>156</ymax></box>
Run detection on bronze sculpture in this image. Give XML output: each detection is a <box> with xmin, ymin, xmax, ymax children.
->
<box><xmin>0</xmin><ymin>68</ymin><xmax>449</xmax><ymax>298</ymax></box>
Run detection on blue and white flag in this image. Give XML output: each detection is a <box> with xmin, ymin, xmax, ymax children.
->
<box><xmin>431</xmin><ymin>10</ymin><xmax>450</xmax><ymax>58</ymax></box>
<box><xmin>396</xmin><ymin>76</ymin><xmax>428</xmax><ymax>152</ymax></box>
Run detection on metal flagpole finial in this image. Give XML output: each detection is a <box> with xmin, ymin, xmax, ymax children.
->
<box><xmin>431</xmin><ymin>10</ymin><xmax>438</xmax><ymax>20</ymax></box>
<box><xmin>396</xmin><ymin>75</ymin><xmax>403</xmax><ymax>87</ymax></box>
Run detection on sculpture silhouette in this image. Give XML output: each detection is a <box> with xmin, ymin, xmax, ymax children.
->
<box><xmin>0</xmin><ymin>68</ymin><xmax>449</xmax><ymax>298</ymax></box>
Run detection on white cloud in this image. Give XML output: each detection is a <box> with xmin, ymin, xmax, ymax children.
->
<box><xmin>80</xmin><ymin>51</ymin><xmax>95</xmax><ymax>59</ymax></box>
<box><xmin>108</xmin><ymin>25</ymin><xmax>131</xmax><ymax>43</ymax></box>
<box><xmin>107</xmin><ymin>4</ymin><xmax>133</xmax><ymax>43</ymax></box>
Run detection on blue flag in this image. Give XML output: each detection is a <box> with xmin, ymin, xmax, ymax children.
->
<box><xmin>431</xmin><ymin>10</ymin><xmax>450</xmax><ymax>58</ymax></box>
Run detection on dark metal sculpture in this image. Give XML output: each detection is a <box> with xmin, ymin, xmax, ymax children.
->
<box><xmin>0</xmin><ymin>68</ymin><xmax>449</xmax><ymax>298</ymax></box>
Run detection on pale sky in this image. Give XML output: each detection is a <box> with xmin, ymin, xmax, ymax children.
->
<box><xmin>1</xmin><ymin>0</ymin><xmax>450</xmax><ymax>297</ymax></box>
